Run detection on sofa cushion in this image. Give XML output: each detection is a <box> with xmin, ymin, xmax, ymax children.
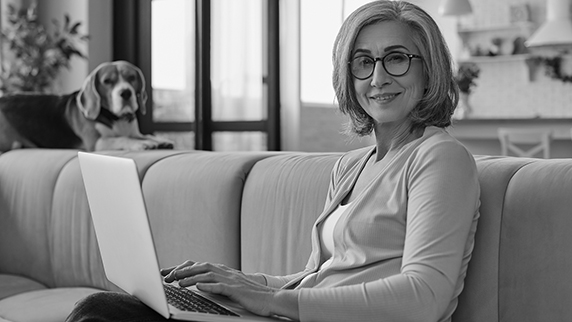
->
<box><xmin>498</xmin><ymin>158</ymin><xmax>572</xmax><ymax>321</ymax></box>
<box><xmin>241</xmin><ymin>153</ymin><xmax>341</xmax><ymax>276</ymax></box>
<box><xmin>140</xmin><ymin>151</ymin><xmax>278</xmax><ymax>270</ymax></box>
<box><xmin>0</xmin><ymin>275</ymin><xmax>46</xmax><ymax>301</ymax></box>
<box><xmin>453</xmin><ymin>156</ymin><xmax>534</xmax><ymax>322</ymax></box>
<box><xmin>453</xmin><ymin>156</ymin><xmax>572</xmax><ymax>322</ymax></box>
<box><xmin>0</xmin><ymin>287</ymin><xmax>100</xmax><ymax>322</ymax></box>
<box><xmin>0</xmin><ymin>149</ymin><xmax>78</xmax><ymax>288</ymax></box>
<box><xmin>49</xmin><ymin>150</ymin><xmax>188</xmax><ymax>290</ymax></box>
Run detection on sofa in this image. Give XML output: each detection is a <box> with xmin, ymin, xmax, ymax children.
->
<box><xmin>0</xmin><ymin>148</ymin><xmax>571</xmax><ymax>322</ymax></box>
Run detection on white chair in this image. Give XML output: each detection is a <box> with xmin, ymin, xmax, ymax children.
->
<box><xmin>498</xmin><ymin>128</ymin><xmax>552</xmax><ymax>158</ymax></box>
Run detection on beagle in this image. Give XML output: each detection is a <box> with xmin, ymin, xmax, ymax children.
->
<box><xmin>0</xmin><ymin>60</ymin><xmax>174</xmax><ymax>152</ymax></box>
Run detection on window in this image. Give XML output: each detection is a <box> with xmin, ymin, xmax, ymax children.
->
<box><xmin>114</xmin><ymin>0</ymin><xmax>280</xmax><ymax>151</ymax></box>
<box><xmin>151</xmin><ymin>0</ymin><xmax>194</xmax><ymax>123</ymax></box>
<box><xmin>300</xmin><ymin>0</ymin><xmax>374</xmax><ymax>105</ymax></box>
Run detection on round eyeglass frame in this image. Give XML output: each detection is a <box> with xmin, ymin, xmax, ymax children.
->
<box><xmin>348</xmin><ymin>52</ymin><xmax>423</xmax><ymax>80</ymax></box>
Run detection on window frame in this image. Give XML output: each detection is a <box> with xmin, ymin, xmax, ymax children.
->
<box><xmin>113</xmin><ymin>0</ymin><xmax>281</xmax><ymax>151</ymax></box>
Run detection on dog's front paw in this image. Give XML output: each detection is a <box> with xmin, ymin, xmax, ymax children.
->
<box><xmin>138</xmin><ymin>139</ymin><xmax>174</xmax><ymax>150</ymax></box>
<box><xmin>128</xmin><ymin>140</ymin><xmax>156</xmax><ymax>151</ymax></box>
<box><xmin>145</xmin><ymin>135</ymin><xmax>174</xmax><ymax>150</ymax></box>
<box><xmin>156</xmin><ymin>141</ymin><xmax>174</xmax><ymax>149</ymax></box>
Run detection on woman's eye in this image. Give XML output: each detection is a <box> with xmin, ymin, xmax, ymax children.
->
<box><xmin>385</xmin><ymin>54</ymin><xmax>406</xmax><ymax>64</ymax></box>
<box><xmin>358</xmin><ymin>57</ymin><xmax>374</xmax><ymax>67</ymax></box>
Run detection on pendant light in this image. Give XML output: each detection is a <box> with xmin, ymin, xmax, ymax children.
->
<box><xmin>526</xmin><ymin>0</ymin><xmax>572</xmax><ymax>47</ymax></box>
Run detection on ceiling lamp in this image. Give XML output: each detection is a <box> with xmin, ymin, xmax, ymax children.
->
<box><xmin>526</xmin><ymin>0</ymin><xmax>572</xmax><ymax>47</ymax></box>
<box><xmin>439</xmin><ymin>0</ymin><xmax>473</xmax><ymax>16</ymax></box>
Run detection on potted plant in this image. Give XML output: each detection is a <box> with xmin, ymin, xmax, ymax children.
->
<box><xmin>454</xmin><ymin>62</ymin><xmax>480</xmax><ymax>119</ymax></box>
<box><xmin>0</xmin><ymin>3</ymin><xmax>89</xmax><ymax>94</ymax></box>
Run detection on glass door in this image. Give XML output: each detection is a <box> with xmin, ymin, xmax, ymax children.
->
<box><xmin>129</xmin><ymin>0</ymin><xmax>279</xmax><ymax>151</ymax></box>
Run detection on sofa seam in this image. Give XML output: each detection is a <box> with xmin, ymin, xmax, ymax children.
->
<box><xmin>236</xmin><ymin>152</ymin><xmax>286</xmax><ymax>270</ymax></box>
<box><xmin>48</xmin><ymin>151</ymin><xmax>81</xmax><ymax>288</ymax></box>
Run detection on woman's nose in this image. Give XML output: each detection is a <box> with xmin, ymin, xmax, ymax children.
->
<box><xmin>370</xmin><ymin>61</ymin><xmax>392</xmax><ymax>87</ymax></box>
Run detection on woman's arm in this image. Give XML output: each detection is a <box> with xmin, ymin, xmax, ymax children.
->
<box><xmin>199</xmin><ymin>283</ymin><xmax>301</xmax><ymax>321</ymax></box>
<box><xmin>297</xmin><ymin>141</ymin><xmax>480</xmax><ymax>322</ymax></box>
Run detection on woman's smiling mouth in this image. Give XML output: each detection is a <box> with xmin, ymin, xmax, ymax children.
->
<box><xmin>370</xmin><ymin>92</ymin><xmax>401</xmax><ymax>103</ymax></box>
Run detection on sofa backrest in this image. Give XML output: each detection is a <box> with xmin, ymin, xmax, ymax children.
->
<box><xmin>240</xmin><ymin>153</ymin><xmax>341</xmax><ymax>275</ymax></box>
<box><xmin>0</xmin><ymin>149</ymin><xmax>114</xmax><ymax>290</ymax></box>
<box><xmin>453</xmin><ymin>156</ymin><xmax>572</xmax><ymax>322</ymax></box>
<box><xmin>0</xmin><ymin>149</ymin><xmax>277</xmax><ymax>291</ymax></box>
<box><xmin>138</xmin><ymin>151</ymin><xmax>278</xmax><ymax>269</ymax></box>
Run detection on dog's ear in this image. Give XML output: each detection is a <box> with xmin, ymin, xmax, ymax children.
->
<box><xmin>134</xmin><ymin>65</ymin><xmax>148</xmax><ymax>115</ymax></box>
<box><xmin>77</xmin><ymin>64</ymin><xmax>104</xmax><ymax>120</ymax></box>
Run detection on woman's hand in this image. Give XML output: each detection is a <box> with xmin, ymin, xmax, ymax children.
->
<box><xmin>162</xmin><ymin>261</ymin><xmax>266</xmax><ymax>286</ymax></box>
<box><xmin>161</xmin><ymin>261</ymin><xmax>299</xmax><ymax>320</ymax></box>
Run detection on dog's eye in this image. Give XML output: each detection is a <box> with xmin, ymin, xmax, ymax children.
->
<box><xmin>127</xmin><ymin>75</ymin><xmax>137</xmax><ymax>82</ymax></box>
<box><xmin>102</xmin><ymin>78</ymin><xmax>113</xmax><ymax>85</ymax></box>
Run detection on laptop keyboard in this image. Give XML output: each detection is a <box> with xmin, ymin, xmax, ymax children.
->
<box><xmin>164</xmin><ymin>284</ymin><xmax>239</xmax><ymax>316</ymax></box>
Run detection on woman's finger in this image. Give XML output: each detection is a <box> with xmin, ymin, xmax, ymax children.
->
<box><xmin>177</xmin><ymin>271</ymin><xmax>227</xmax><ymax>287</ymax></box>
<box><xmin>163</xmin><ymin>260</ymin><xmax>196</xmax><ymax>282</ymax></box>
<box><xmin>160</xmin><ymin>266</ymin><xmax>176</xmax><ymax>276</ymax></box>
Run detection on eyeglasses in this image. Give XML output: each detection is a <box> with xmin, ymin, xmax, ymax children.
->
<box><xmin>349</xmin><ymin>52</ymin><xmax>422</xmax><ymax>79</ymax></box>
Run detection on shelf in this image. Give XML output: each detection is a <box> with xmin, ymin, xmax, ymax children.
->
<box><xmin>458</xmin><ymin>22</ymin><xmax>536</xmax><ymax>35</ymax></box>
<box><xmin>459</xmin><ymin>54</ymin><xmax>530</xmax><ymax>64</ymax></box>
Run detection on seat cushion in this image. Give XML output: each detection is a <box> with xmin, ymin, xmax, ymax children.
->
<box><xmin>0</xmin><ymin>275</ymin><xmax>47</xmax><ymax>301</ymax></box>
<box><xmin>0</xmin><ymin>287</ymin><xmax>101</xmax><ymax>322</ymax></box>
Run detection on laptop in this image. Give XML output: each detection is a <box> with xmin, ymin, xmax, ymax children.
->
<box><xmin>78</xmin><ymin>152</ymin><xmax>286</xmax><ymax>321</ymax></box>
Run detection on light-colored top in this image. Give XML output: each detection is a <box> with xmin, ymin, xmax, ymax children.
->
<box><xmin>319</xmin><ymin>203</ymin><xmax>349</xmax><ymax>261</ymax></box>
<box><xmin>299</xmin><ymin>203</ymin><xmax>350</xmax><ymax>286</ymax></box>
<box><xmin>262</xmin><ymin>127</ymin><xmax>481</xmax><ymax>322</ymax></box>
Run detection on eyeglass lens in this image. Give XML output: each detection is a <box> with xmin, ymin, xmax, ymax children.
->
<box><xmin>350</xmin><ymin>53</ymin><xmax>413</xmax><ymax>79</ymax></box>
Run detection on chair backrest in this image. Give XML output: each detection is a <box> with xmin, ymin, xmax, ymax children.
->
<box><xmin>497</xmin><ymin>128</ymin><xmax>552</xmax><ymax>158</ymax></box>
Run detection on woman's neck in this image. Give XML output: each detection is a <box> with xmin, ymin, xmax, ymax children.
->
<box><xmin>373</xmin><ymin>124</ymin><xmax>425</xmax><ymax>162</ymax></box>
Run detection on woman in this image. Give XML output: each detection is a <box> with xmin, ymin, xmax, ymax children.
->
<box><xmin>67</xmin><ymin>1</ymin><xmax>479</xmax><ymax>322</ymax></box>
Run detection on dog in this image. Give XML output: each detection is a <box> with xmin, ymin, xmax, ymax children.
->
<box><xmin>0</xmin><ymin>60</ymin><xmax>174</xmax><ymax>153</ymax></box>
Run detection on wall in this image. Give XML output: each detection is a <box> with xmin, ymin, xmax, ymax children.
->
<box><xmin>299</xmin><ymin>104</ymin><xmax>375</xmax><ymax>152</ymax></box>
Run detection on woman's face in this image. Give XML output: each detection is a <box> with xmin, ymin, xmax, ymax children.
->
<box><xmin>351</xmin><ymin>21</ymin><xmax>426</xmax><ymax>129</ymax></box>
